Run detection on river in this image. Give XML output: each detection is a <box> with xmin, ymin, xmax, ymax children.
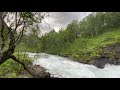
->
<box><xmin>26</xmin><ymin>52</ymin><xmax>120</xmax><ymax>78</ymax></box>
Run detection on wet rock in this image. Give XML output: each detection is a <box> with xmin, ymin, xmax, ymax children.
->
<box><xmin>88</xmin><ymin>57</ymin><xmax>120</xmax><ymax>69</ymax></box>
<box><xmin>88</xmin><ymin>58</ymin><xmax>109</xmax><ymax>68</ymax></box>
<box><xmin>28</xmin><ymin>65</ymin><xmax>51</xmax><ymax>78</ymax></box>
<box><xmin>87</xmin><ymin>43</ymin><xmax>120</xmax><ymax>68</ymax></box>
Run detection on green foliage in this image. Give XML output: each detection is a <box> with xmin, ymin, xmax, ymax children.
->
<box><xmin>15</xmin><ymin>33</ymin><xmax>41</xmax><ymax>53</ymax></box>
<box><xmin>19</xmin><ymin>12</ymin><xmax>44</xmax><ymax>25</ymax></box>
<box><xmin>13</xmin><ymin>12</ymin><xmax>120</xmax><ymax>63</ymax></box>
<box><xmin>0</xmin><ymin>53</ymin><xmax>33</xmax><ymax>78</ymax></box>
<box><xmin>35</xmin><ymin>12</ymin><xmax>120</xmax><ymax>62</ymax></box>
<box><xmin>66</xmin><ymin>29</ymin><xmax>120</xmax><ymax>61</ymax></box>
<box><xmin>38</xmin><ymin>27</ymin><xmax>120</xmax><ymax>62</ymax></box>
<box><xmin>7</xmin><ymin>73</ymin><xmax>18</xmax><ymax>78</ymax></box>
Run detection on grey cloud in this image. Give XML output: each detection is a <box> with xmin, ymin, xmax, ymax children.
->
<box><xmin>40</xmin><ymin>12</ymin><xmax>91</xmax><ymax>34</ymax></box>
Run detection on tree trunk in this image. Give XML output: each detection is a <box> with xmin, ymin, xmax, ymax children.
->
<box><xmin>10</xmin><ymin>55</ymin><xmax>51</xmax><ymax>78</ymax></box>
<box><xmin>0</xmin><ymin>12</ymin><xmax>51</xmax><ymax>78</ymax></box>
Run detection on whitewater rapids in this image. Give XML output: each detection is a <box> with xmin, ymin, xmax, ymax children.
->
<box><xmin>26</xmin><ymin>52</ymin><xmax>120</xmax><ymax>78</ymax></box>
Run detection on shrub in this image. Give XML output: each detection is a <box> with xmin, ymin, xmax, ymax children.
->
<box><xmin>0</xmin><ymin>53</ymin><xmax>33</xmax><ymax>78</ymax></box>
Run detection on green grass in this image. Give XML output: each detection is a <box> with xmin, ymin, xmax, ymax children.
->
<box><xmin>65</xmin><ymin>28</ymin><xmax>120</xmax><ymax>61</ymax></box>
<box><xmin>15</xmin><ymin>44</ymin><xmax>39</xmax><ymax>53</ymax></box>
<box><xmin>0</xmin><ymin>53</ymin><xmax>33</xmax><ymax>78</ymax></box>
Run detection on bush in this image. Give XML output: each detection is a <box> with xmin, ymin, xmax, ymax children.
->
<box><xmin>0</xmin><ymin>53</ymin><xmax>33</xmax><ymax>78</ymax></box>
<box><xmin>7</xmin><ymin>73</ymin><xmax>18</xmax><ymax>78</ymax></box>
<box><xmin>65</xmin><ymin>29</ymin><xmax>120</xmax><ymax>61</ymax></box>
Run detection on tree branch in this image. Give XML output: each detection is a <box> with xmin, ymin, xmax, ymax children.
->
<box><xmin>10</xmin><ymin>55</ymin><xmax>50</xmax><ymax>78</ymax></box>
<box><xmin>0</xmin><ymin>12</ymin><xmax>15</xmax><ymax>55</ymax></box>
<box><xmin>0</xmin><ymin>12</ymin><xmax>50</xmax><ymax>78</ymax></box>
<box><xmin>12</xmin><ymin>20</ymin><xmax>26</xmax><ymax>48</ymax></box>
<box><xmin>0</xmin><ymin>16</ymin><xmax>5</xmax><ymax>51</ymax></box>
<box><xmin>14</xmin><ymin>25</ymin><xmax>25</xmax><ymax>46</ymax></box>
<box><xmin>10</xmin><ymin>55</ymin><xmax>32</xmax><ymax>75</ymax></box>
<box><xmin>14</xmin><ymin>12</ymin><xmax>23</xmax><ymax>33</ymax></box>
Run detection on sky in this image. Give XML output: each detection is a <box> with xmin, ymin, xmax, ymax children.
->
<box><xmin>4</xmin><ymin>12</ymin><xmax>92</xmax><ymax>36</ymax></box>
<box><xmin>40</xmin><ymin>12</ymin><xmax>91</xmax><ymax>34</ymax></box>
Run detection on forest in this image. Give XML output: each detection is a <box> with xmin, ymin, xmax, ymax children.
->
<box><xmin>1</xmin><ymin>12</ymin><xmax>120</xmax><ymax>78</ymax></box>
<box><xmin>18</xmin><ymin>12</ymin><xmax>120</xmax><ymax>61</ymax></box>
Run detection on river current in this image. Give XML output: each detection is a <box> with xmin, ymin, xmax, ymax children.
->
<box><xmin>26</xmin><ymin>52</ymin><xmax>120</xmax><ymax>78</ymax></box>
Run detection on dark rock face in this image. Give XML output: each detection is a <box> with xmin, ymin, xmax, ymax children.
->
<box><xmin>88</xmin><ymin>58</ymin><xmax>120</xmax><ymax>68</ymax></box>
<box><xmin>88</xmin><ymin>58</ymin><xmax>109</xmax><ymax>68</ymax></box>
<box><xmin>88</xmin><ymin>43</ymin><xmax>120</xmax><ymax>69</ymax></box>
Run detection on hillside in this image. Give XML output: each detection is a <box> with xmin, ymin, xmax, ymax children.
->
<box><xmin>15</xmin><ymin>12</ymin><xmax>120</xmax><ymax>68</ymax></box>
<box><xmin>65</xmin><ymin>28</ymin><xmax>120</xmax><ymax>62</ymax></box>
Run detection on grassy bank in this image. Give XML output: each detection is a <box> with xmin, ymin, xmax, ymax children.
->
<box><xmin>64</xmin><ymin>29</ymin><xmax>120</xmax><ymax>62</ymax></box>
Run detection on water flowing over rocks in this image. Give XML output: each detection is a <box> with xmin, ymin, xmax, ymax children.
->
<box><xmin>25</xmin><ymin>43</ymin><xmax>120</xmax><ymax>78</ymax></box>
<box><xmin>24</xmin><ymin>52</ymin><xmax>120</xmax><ymax>78</ymax></box>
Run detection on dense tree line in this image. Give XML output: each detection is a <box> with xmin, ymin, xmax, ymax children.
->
<box><xmin>17</xmin><ymin>12</ymin><xmax>120</xmax><ymax>58</ymax></box>
<box><xmin>37</xmin><ymin>12</ymin><xmax>120</xmax><ymax>56</ymax></box>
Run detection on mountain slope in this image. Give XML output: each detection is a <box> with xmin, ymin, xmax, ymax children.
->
<box><xmin>65</xmin><ymin>28</ymin><xmax>120</xmax><ymax>61</ymax></box>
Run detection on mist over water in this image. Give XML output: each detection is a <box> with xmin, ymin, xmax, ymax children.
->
<box><xmin>27</xmin><ymin>53</ymin><xmax>120</xmax><ymax>78</ymax></box>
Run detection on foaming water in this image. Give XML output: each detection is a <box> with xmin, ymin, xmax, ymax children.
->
<box><xmin>27</xmin><ymin>53</ymin><xmax>120</xmax><ymax>78</ymax></box>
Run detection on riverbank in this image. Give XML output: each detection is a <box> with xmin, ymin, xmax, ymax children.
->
<box><xmin>36</xmin><ymin>42</ymin><xmax>120</xmax><ymax>69</ymax></box>
<box><xmin>24</xmin><ymin>45</ymin><xmax>120</xmax><ymax>78</ymax></box>
<box><xmin>17</xmin><ymin>28</ymin><xmax>120</xmax><ymax>70</ymax></box>
<box><xmin>44</xmin><ymin>30</ymin><xmax>120</xmax><ymax>69</ymax></box>
<box><xmin>60</xmin><ymin>43</ymin><xmax>120</xmax><ymax>69</ymax></box>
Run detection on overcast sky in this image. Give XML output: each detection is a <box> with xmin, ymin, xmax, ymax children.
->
<box><xmin>39</xmin><ymin>12</ymin><xmax>91</xmax><ymax>34</ymax></box>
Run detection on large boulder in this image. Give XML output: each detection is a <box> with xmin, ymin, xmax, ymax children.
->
<box><xmin>88</xmin><ymin>58</ymin><xmax>109</xmax><ymax>68</ymax></box>
<box><xmin>28</xmin><ymin>65</ymin><xmax>51</xmax><ymax>78</ymax></box>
